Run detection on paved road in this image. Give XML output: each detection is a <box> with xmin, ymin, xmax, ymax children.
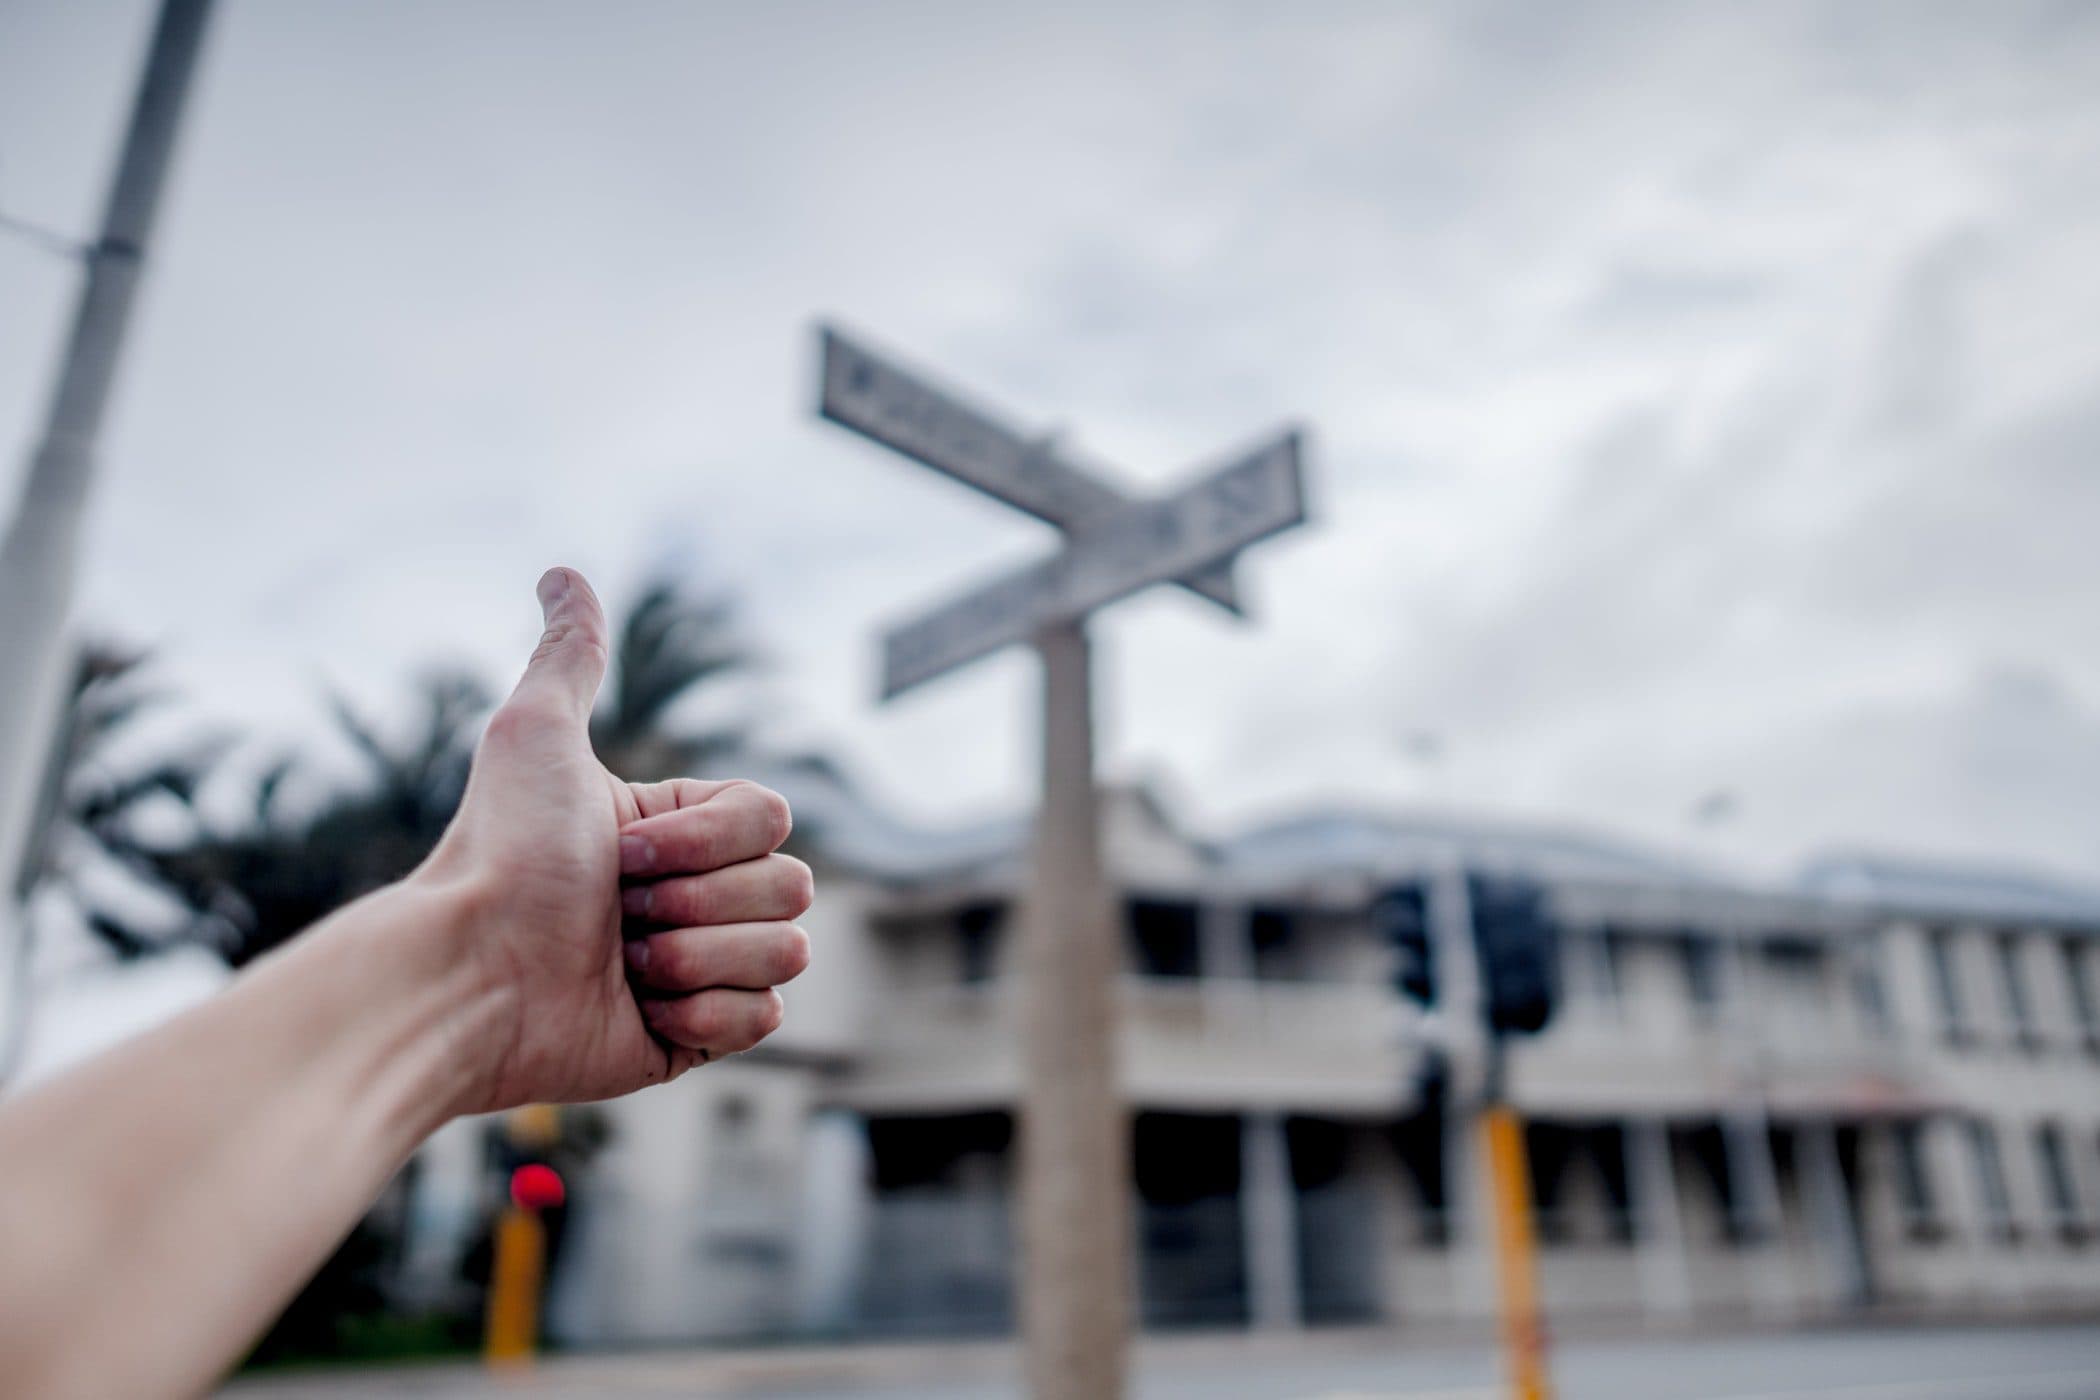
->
<box><xmin>226</xmin><ymin>1321</ymin><xmax>2100</xmax><ymax>1400</ymax></box>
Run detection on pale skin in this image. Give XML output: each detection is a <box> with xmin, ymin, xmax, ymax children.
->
<box><xmin>0</xmin><ymin>568</ymin><xmax>814</xmax><ymax>1400</ymax></box>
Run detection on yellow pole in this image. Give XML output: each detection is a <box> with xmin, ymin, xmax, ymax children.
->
<box><xmin>482</xmin><ymin>1204</ymin><xmax>546</xmax><ymax>1367</ymax></box>
<box><xmin>1483</xmin><ymin>1103</ymin><xmax>1552</xmax><ymax>1400</ymax></box>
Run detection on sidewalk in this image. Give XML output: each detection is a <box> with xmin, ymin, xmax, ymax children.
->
<box><xmin>220</xmin><ymin>1316</ymin><xmax>2100</xmax><ymax>1400</ymax></box>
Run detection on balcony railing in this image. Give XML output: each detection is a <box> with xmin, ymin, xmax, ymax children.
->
<box><xmin>843</xmin><ymin>976</ymin><xmax>1412</xmax><ymax>1112</ymax></box>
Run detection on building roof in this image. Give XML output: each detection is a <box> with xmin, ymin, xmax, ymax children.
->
<box><xmin>1798</xmin><ymin>852</ymin><xmax>2100</xmax><ymax>929</ymax></box>
<box><xmin>753</xmin><ymin>752</ymin><xmax>2100</xmax><ymax>930</ymax></box>
<box><xmin>1214</xmin><ymin>807</ymin><xmax>1733</xmax><ymax>890</ymax></box>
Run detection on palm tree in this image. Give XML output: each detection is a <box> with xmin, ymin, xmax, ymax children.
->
<box><xmin>15</xmin><ymin>644</ymin><xmax>226</xmax><ymax>951</ymax></box>
<box><xmin>122</xmin><ymin>666</ymin><xmax>483</xmax><ymax>965</ymax></box>
<box><xmin>0</xmin><ymin>645</ymin><xmax>228</xmax><ymax>1088</ymax></box>
<box><xmin>14</xmin><ymin>570</ymin><xmax>758</xmax><ymax>998</ymax></box>
<box><xmin>590</xmin><ymin>576</ymin><xmax>751</xmax><ymax>782</ymax></box>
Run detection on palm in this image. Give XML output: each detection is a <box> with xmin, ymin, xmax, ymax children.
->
<box><xmin>437</xmin><ymin>709</ymin><xmax>677</xmax><ymax>1109</ymax></box>
<box><xmin>424</xmin><ymin>569</ymin><xmax>803</xmax><ymax>1114</ymax></box>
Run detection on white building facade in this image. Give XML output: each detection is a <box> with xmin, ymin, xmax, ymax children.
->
<box><xmin>410</xmin><ymin>763</ymin><xmax>2100</xmax><ymax>1343</ymax></box>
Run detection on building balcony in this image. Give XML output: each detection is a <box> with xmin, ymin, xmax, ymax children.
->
<box><xmin>1509</xmin><ymin>1008</ymin><xmax>1937</xmax><ymax>1119</ymax></box>
<box><xmin>837</xmin><ymin>976</ymin><xmax>1416</xmax><ymax>1116</ymax></box>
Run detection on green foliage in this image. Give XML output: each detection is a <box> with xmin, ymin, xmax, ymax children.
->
<box><xmin>591</xmin><ymin>577</ymin><xmax>752</xmax><ymax>783</ymax></box>
<box><xmin>42</xmin><ymin>570</ymin><xmax>753</xmax><ymax>967</ymax></box>
<box><xmin>20</xmin><ymin>644</ymin><xmax>227</xmax><ymax>952</ymax></box>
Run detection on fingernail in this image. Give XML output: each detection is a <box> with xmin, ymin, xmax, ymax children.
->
<box><xmin>621</xmin><ymin>884</ymin><xmax>652</xmax><ymax>918</ymax></box>
<box><xmin>640</xmin><ymin>997</ymin><xmax>669</xmax><ymax>1025</ymax></box>
<box><xmin>623</xmin><ymin>939</ymin><xmax>651</xmax><ymax>973</ymax></box>
<box><xmin>620</xmin><ymin>835</ymin><xmax>655</xmax><ymax>874</ymax></box>
<box><xmin>536</xmin><ymin>568</ymin><xmax>569</xmax><ymax>618</ymax></box>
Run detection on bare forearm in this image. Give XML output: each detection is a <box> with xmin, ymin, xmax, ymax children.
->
<box><xmin>0</xmin><ymin>876</ymin><xmax>498</xmax><ymax>1400</ymax></box>
<box><xmin>0</xmin><ymin>569</ymin><xmax>812</xmax><ymax>1397</ymax></box>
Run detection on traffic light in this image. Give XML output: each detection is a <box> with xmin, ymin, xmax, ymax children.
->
<box><xmin>1468</xmin><ymin>875</ymin><xmax>1560</xmax><ymax>1035</ymax></box>
<box><xmin>1373</xmin><ymin>884</ymin><xmax>1436</xmax><ymax>1006</ymax></box>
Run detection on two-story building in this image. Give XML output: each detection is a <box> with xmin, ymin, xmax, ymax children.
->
<box><xmin>401</xmin><ymin>759</ymin><xmax>2100</xmax><ymax>1343</ymax></box>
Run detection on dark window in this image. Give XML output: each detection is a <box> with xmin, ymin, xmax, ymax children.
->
<box><xmin>1388</xmin><ymin>1112</ymin><xmax>1449</xmax><ymax>1246</ymax></box>
<box><xmin>2062</xmin><ymin>940</ymin><xmax>2100</xmax><ymax>1039</ymax></box>
<box><xmin>1527</xmin><ymin>1124</ymin><xmax>1634</xmax><ymax>1245</ymax></box>
<box><xmin>1250</xmin><ymin>907</ymin><xmax>1300</xmax><ymax>981</ymax></box>
<box><xmin>956</xmin><ymin>902</ymin><xmax>1004</xmax><ymax>985</ymax></box>
<box><xmin>1525</xmin><ymin>1123</ymin><xmax>1579</xmax><ymax>1244</ymax></box>
<box><xmin>1682</xmin><ymin>938</ymin><xmax>1725</xmax><ymax>1022</ymax></box>
<box><xmin>1892</xmin><ymin>1122</ymin><xmax>1936</xmax><ymax>1224</ymax></box>
<box><xmin>1851</xmin><ymin>936</ymin><xmax>1891</xmax><ymax>1035</ymax></box>
<box><xmin>2035</xmin><ymin>1125</ymin><xmax>2079</xmax><ymax>1221</ymax></box>
<box><xmin>1996</xmin><ymin>935</ymin><xmax>2037</xmax><ymax>1048</ymax></box>
<box><xmin>1928</xmin><ymin>930</ymin><xmax>1968</xmax><ymax>1040</ymax></box>
<box><xmin>1968</xmin><ymin>1122</ymin><xmax>2014</xmax><ymax>1235</ymax></box>
<box><xmin>1683</xmin><ymin>1123</ymin><xmax>1759</xmax><ymax>1244</ymax></box>
<box><xmin>1594</xmin><ymin>1126</ymin><xmax>1636</xmax><ymax>1243</ymax></box>
<box><xmin>1134</xmin><ymin>1114</ymin><xmax>1246</xmax><ymax>1328</ymax></box>
<box><xmin>1599</xmin><ymin>931</ymin><xmax>1627</xmax><ymax>1007</ymax></box>
<box><xmin>868</xmin><ymin>1113</ymin><xmax>1012</xmax><ymax>1192</ymax></box>
<box><xmin>1128</xmin><ymin>900</ymin><xmax>1201</xmax><ymax>979</ymax></box>
<box><xmin>1285</xmin><ymin>1117</ymin><xmax>1351</xmax><ymax>1191</ymax></box>
<box><xmin>1563</xmin><ymin>928</ymin><xmax>1623</xmax><ymax>1016</ymax></box>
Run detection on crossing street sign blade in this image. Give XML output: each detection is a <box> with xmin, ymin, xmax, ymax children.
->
<box><xmin>818</xmin><ymin>324</ymin><xmax>1243</xmax><ymax>614</ymax></box>
<box><xmin>818</xmin><ymin>324</ymin><xmax>1114</xmax><ymax>523</ymax></box>
<box><xmin>881</xmin><ymin>430</ymin><xmax>1305</xmax><ymax>698</ymax></box>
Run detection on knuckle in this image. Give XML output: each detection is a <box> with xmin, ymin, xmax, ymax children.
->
<box><xmin>654</xmin><ymin>931</ymin><xmax>701</xmax><ymax>984</ymax></box>
<box><xmin>533</xmin><ymin>621</ymin><xmax>608</xmax><ymax>669</ymax></box>
<box><xmin>686</xmin><ymin>995</ymin><xmax>728</xmax><ymax>1045</ymax></box>
<box><xmin>480</xmin><ymin>697</ymin><xmax>562</xmax><ymax>755</ymax></box>
<box><xmin>482</xmin><ymin>703</ymin><xmax>534</xmax><ymax>747</ymax></box>
<box><xmin>656</xmin><ymin>877</ymin><xmax>703</xmax><ymax>925</ymax></box>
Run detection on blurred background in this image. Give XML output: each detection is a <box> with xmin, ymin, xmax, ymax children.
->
<box><xmin>3</xmin><ymin>2</ymin><xmax>2099</xmax><ymax>1396</ymax></box>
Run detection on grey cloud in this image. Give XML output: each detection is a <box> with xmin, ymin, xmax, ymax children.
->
<box><xmin>3</xmin><ymin>0</ymin><xmax>2099</xmax><ymax>879</ymax></box>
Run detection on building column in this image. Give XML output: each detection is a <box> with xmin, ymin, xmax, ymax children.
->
<box><xmin>1937</xmin><ymin>1114</ymin><xmax>2027</xmax><ymax>1308</ymax></box>
<box><xmin>793</xmin><ymin>1109</ymin><xmax>872</xmax><ymax>1334</ymax></box>
<box><xmin>1724</xmin><ymin>1108</ymin><xmax>1796</xmax><ymax>1320</ymax></box>
<box><xmin>1240</xmin><ymin>1111</ymin><xmax>1304</xmax><ymax>1330</ymax></box>
<box><xmin>1798</xmin><ymin>1118</ymin><xmax>1868</xmax><ymax>1310</ymax></box>
<box><xmin>1626</xmin><ymin>1118</ymin><xmax>1692</xmax><ymax>1321</ymax></box>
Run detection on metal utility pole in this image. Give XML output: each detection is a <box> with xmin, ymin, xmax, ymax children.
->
<box><xmin>0</xmin><ymin>0</ymin><xmax>217</xmax><ymax>973</ymax></box>
<box><xmin>815</xmin><ymin>325</ymin><xmax>1306</xmax><ymax>1399</ymax></box>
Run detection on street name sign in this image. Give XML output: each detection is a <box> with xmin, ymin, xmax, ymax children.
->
<box><xmin>879</xmin><ymin>430</ymin><xmax>1304</xmax><ymax>697</ymax></box>
<box><xmin>818</xmin><ymin>325</ymin><xmax>1242</xmax><ymax>612</ymax></box>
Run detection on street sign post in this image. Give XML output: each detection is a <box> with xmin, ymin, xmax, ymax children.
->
<box><xmin>814</xmin><ymin>323</ymin><xmax>1308</xmax><ymax>1400</ymax></box>
<box><xmin>881</xmin><ymin>430</ymin><xmax>1303</xmax><ymax>697</ymax></box>
<box><xmin>819</xmin><ymin>327</ymin><xmax>1245</xmax><ymax>613</ymax></box>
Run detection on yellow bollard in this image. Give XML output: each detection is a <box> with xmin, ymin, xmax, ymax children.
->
<box><xmin>483</xmin><ymin>1120</ymin><xmax>565</xmax><ymax>1370</ymax></box>
<box><xmin>1483</xmin><ymin>1103</ymin><xmax>1553</xmax><ymax>1400</ymax></box>
<box><xmin>482</xmin><ymin>1204</ymin><xmax>546</xmax><ymax>1367</ymax></box>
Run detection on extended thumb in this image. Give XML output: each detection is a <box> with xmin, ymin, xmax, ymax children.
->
<box><xmin>508</xmin><ymin>566</ymin><xmax>609</xmax><ymax>719</ymax></box>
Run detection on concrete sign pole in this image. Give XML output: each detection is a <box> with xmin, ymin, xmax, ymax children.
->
<box><xmin>814</xmin><ymin>325</ymin><xmax>1306</xmax><ymax>1400</ymax></box>
<box><xmin>1017</xmin><ymin>620</ymin><xmax>1128</xmax><ymax>1400</ymax></box>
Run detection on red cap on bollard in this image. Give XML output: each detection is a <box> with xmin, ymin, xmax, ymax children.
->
<box><xmin>509</xmin><ymin>1163</ymin><xmax>565</xmax><ymax>1212</ymax></box>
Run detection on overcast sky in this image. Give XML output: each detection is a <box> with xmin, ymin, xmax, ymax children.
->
<box><xmin>4</xmin><ymin>0</ymin><xmax>2099</xmax><ymax>882</ymax></box>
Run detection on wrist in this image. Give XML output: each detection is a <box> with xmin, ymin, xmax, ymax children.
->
<box><xmin>294</xmin><ymin>872</ymin><xmax>516</xmax><ymax>1139</ymax></box>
